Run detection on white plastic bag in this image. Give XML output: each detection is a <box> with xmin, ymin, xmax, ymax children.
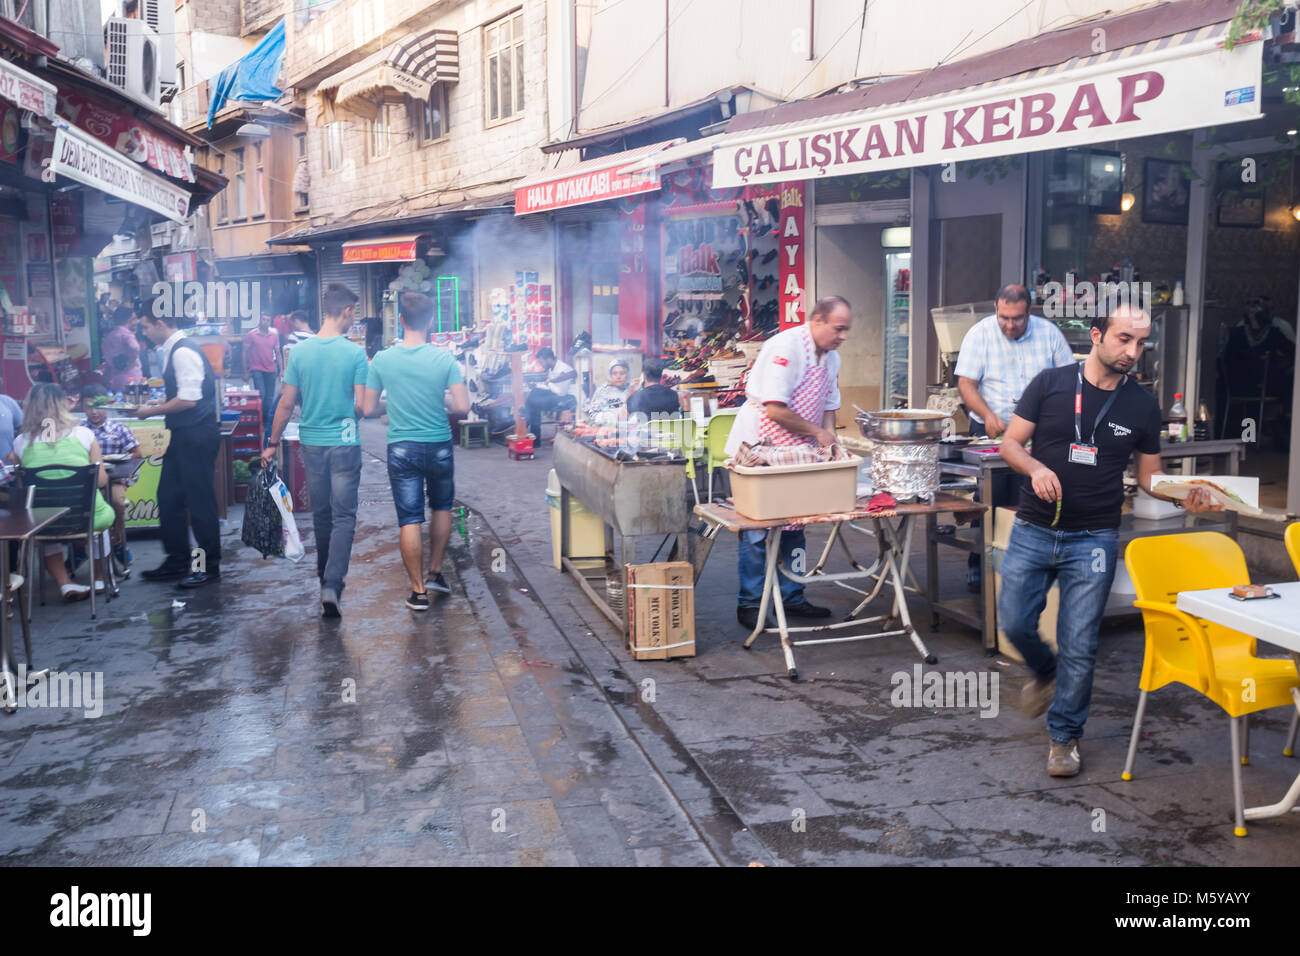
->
<box><xmin>269</xmin><ymin>475</ymin><xmax>305</xmax><ymax>562</ymax></box>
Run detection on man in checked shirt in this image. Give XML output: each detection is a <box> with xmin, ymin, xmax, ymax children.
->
<box><xmin>954</xmin><ymin>284</ymin><xmax>1074</xmax><ymax>592</ymax></box>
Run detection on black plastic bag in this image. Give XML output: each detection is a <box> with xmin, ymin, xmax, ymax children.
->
<box><xmin>241</xmin><ymin>463</ymin><xmax>284</xmax><ymax>559</ymax></box>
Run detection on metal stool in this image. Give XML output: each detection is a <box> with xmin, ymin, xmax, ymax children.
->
<box><xmin>460</xmin><ymin>420</ymin><xmax>491</xmax><ymax>449</ymax></box>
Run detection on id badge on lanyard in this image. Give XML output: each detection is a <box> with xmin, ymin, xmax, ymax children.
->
<box><xmin>1072</xmin><ymin>362</ymin><xmax>1122</xmax><ymax>468</ymax></box>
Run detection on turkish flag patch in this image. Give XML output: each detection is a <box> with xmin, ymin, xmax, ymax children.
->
<box><xmin>773</xmin><ymin>356</ymin><xmax>789</xmax><ymax>367</ymax></box>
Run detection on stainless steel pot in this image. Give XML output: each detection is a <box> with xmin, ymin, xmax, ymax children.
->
<box><xmin>856</xmin><ymin>409</ymin><xmax>948</xmax><ymax>443</ymax></box>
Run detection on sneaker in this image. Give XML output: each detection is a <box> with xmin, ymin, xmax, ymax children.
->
<box><xmin>321</xmin><ymin>587</ymin><xmax>341</xmax><ymax>619</ymax></box>
<box><xmin>7</xmin><ymin>574</ymin><xmax>22</xmax><ymax>593</ymax></box>
<box><xmin>425</xmin><ymin>571</ymin><xmax>450</xmax><ymax>594</ymax></box>
<box><xmin>406</xmin><ymin>591</ymin><xmax>430</xmax><ymax>611</ymax></box>
<box><xmin>61</xmin><ymin>583</ymin><xmax>91</xmax><ymax>602</ymax></box>
<box><xmin>1047</xmin><ymin>738</ymin><xmax>1082</xmax><ymax>777</ymax></box>
<box><xmin>1019</xmin><ymin>676</ymin><xmax>1057</xmax><ymax>718</ymax></box>
<box><xmin>94</xmin><ymin>580</ymin><xmax>106</xmax><ymax>594</ymax></box>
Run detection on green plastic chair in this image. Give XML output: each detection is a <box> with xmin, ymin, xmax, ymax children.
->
<box><xmin>646</xmin><ymin>417</ymin><xmax>699</xmax><ymax>505</ymax></box>
<box><xmin>703</xmin><ymin>411</ymin><xmax>737</xmax><ymax>503</ymax></box>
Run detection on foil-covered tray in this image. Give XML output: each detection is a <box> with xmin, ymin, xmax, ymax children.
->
<box><xmin>870</xmin><ymin>441</ymin><xmax>940</xmax><ymax>501</ymax></box>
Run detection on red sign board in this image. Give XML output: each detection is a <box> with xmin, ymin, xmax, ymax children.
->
<box><xmin>516</xmin><ymin>166</ymin><xmax>659</xmax><ymax>215</ymax></box>
<box><xmin>341</xmin><ymin>239</ymin><xmax>419</xmax><ymax>264</ymax></box>
<box><xmin>58</xmin><ymin>91</ymin><xmax>195</xmax><ymax>183</ymax></box>
<box><xmin>778</xmin><ymin>182</ymin><xmax>806</xmax><ymax>330</ymax></box>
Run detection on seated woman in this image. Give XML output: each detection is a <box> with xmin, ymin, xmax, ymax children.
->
<box><xmin>585</xmin><ymin>360</ymin><xmax>632</xmax><ymax>419</ymax></box>
<box><xmin>8</xmin><ymin>384</ymin><xmax>115</xmax><ymax>601</ymax></box>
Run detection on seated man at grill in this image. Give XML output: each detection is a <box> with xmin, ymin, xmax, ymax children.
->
<box><xmin>521</xmin><ymin>347</ymin><xmax>577</xmax><ymax>440</ymax></box>
<box><xmin>626</xmin><ymin>358</ymin><xmax>680</xmax><ymax>418</ymax></box>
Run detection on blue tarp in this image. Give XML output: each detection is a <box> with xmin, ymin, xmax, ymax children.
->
<box><xmin>207</xmin><ymin>18</ymin><xmax>286</xmax><ymax>128</ymax></box>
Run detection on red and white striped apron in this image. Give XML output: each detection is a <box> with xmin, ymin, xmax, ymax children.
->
<box><xmin>752</xmin><ymin>326</ymin><xmax>831</xmax><ymax>446</ymax></box>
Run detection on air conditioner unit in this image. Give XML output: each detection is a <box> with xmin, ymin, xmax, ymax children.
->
<box><xmin>104</xmin><ymin>17</ymin><xmax>160</xmax><ymax>106</ymax></box>
<box><xmin>139</xmin><ymin>0</ymin><xmax>179</xmax><ymax>103</ymax></box>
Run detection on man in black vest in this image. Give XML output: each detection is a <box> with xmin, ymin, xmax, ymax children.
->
<box><xmin>135</xmin><ymin>310</ymin><xmax>222</xmax><ymax>588</ymax></box>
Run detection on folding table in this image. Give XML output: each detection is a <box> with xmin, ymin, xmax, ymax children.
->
<box><xmin>695</xmin><ymin>492</ymin><xmax>985</xmax><ymax>679</ymax></box>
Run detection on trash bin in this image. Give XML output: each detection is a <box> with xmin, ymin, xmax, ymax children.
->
<box><xmin>546</xmin><ymin>468</ymin><xmax>604</xmax><ymax>571</ymax></box>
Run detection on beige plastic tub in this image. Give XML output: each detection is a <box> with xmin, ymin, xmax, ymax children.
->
<box><xmin>727</xmin><ymin>455</ymin><xmax>863</xmax><ymax>521</ymax></box>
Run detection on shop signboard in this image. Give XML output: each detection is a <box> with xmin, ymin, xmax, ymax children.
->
<box><xmin>0</xmin><ymin>103</ymin><xmax>20</xmax><ymax>165</ymax></box>
<box><xmin>778</xmin><ymin>183</ymin><xmax>806</xmax><ymax>330</ymax></box>
<box><xmin>58</xmin><ymin>91</ymin><xmax>195</xmax><ymax>183</ymax></box>
<box><xmin>515</xmin><ymin>165</ymin><xmax>659</xmax><ymax>215</ymax></box>
<box><xmin>0</xmin><ymin>58</ymin><xmax>57</xmax><ymax>121</ymax></box>
<box><xmin>50</xmin><ymin>125</ymin><xmax>191</xmax><ymax>224</ymax></box>
<box><xmin>714</xmin><ymin>35</ymin><xmax>1264</xmax><ymax>188</ymax></box>
<box><xmin>341</xmin><ymin>236</ymin><xmax>420</xmax><ymax>263</ymax></box>
<box><xmin>123</xmin><ymin>422</ymin><xmax>170</xmax><ymax>529</ymax></box>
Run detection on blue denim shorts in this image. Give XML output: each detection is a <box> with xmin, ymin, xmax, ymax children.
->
<box><xmin>386</xmin><ymin>440</ymin><xmax>455</xmax><ymax>526</ymax></box>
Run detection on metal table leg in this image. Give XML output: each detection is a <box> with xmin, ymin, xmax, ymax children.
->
<box><xmin>980</xmin><ymin>467</ymin><xmax>997</xmax><ymax>651</ymax></box>
<box><xmin>1244</xmin><ymin>675</ymin><xmax>1300</xmax><ymax>821</ymax></box>
<box><xmin>0</xmin><ymin>541</ymin><xmax>15</xmax><ymax>714</ymax></box>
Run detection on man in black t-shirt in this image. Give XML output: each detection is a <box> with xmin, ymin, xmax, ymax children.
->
<box><xmin>626</xmin><ymin>358</ymin><xmax>681</xmax><ymax>417</ymax></box>
<box><xmin>997</xmin><ymin>305</ymin><xmax>1220</xmax><ymax>778</ymax></box>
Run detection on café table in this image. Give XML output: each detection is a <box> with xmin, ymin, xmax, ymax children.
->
<box><xmin>1176</xmin><ymin>581</ymin><xmax>1300</xmax><ymax>823</ymax></box>
<box><xmin>0</xmin><ymin>507</ymin><xmax>70</xmax><ymax>713</ymax></box>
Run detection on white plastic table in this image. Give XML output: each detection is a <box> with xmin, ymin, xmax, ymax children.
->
<box><xmin>1176</xmin><ymin>581</ymin><xmax>1300</xmax><ymax>822</ymax></box>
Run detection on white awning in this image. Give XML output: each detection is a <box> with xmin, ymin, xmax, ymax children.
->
<box><xmin>319</xmin><ymin>27</ymin><xmax>458</xmax><ymax>115</ymax></box>
<box><xmin>50</xmin><ymin>123</ymin><xmax>191</xmax><ymax>223</ymax></box>
<box><xmin>712</xmin><ymin>23</ymin><xmax>1263</xmax><ymax>188</ymax></box>
<box><xmin>616</xmin><ymin>137</ymin><xmax>719</xmax><ymax>176</ymax></box>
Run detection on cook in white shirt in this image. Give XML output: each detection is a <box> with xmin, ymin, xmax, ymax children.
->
<box><xmin>730</xmin><ymin>297</ymin><xmax>852</xmax><ymax>630</ymax></box>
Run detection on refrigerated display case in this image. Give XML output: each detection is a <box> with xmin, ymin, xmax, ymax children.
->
<box><xmin>883</xmin><ymin>251</ymin><xmax>912</xmax><ymax>408</ymax></box>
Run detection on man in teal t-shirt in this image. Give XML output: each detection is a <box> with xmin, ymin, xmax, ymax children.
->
<box><xmin>363</xmin><ymin>291</ymin><xmax>469</xmax><ymax>611</ymax></box>
<box><xmin>264</xmin><ymin>283</ymin><xmax>368</xmax><ymax>618</ymax></box>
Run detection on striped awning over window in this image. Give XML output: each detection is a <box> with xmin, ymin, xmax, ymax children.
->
<box><xmin>318</xmin><ymin>27</ymin><xmax>458</xmax><ymax>116</ymax></box>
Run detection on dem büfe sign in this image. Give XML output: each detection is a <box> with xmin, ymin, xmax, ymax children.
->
<box><xmin>52</xmin><ymin>130</ymin><xmax>190</xmax><ymax>221</ymax></box>
<box><xmin>715</xmin><ymin>64</ymin><xmax>1248</xmax><ymax>187</ymax></box>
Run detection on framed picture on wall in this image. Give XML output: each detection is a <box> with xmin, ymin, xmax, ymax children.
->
<box><xmin>1215</xmin><ymin>160</ymin><xmax>1265</xmax><ymax>227</ymax></box>
<box><xmin>1142</xmin><ymin>158</ymin><xmax>1190</xmax><ymax>225</ymax></box>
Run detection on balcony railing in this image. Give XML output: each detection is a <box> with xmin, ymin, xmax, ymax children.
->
<box><xmin>175</xmin><ymin>79</ymin><xmax>211</xmax><ymax>130</ymax></box>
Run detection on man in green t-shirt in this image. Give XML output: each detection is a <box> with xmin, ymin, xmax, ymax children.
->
<box><xmin>263</xmin><ymin>283</ymin><xmax>368</xmax><ymax>618</ymax></box>
<box><xmin>363</xmin><ymin>291</ymin><xmax>469</xmax><ymax>611</ymax></box>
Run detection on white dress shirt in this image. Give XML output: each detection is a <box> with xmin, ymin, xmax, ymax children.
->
<box><xmin>546</xmin><ymin>360</ymin><xmax>575</xmax><ymax>398</ymax></box>
<box><xmin>159</xmin><ymin>330</ymin><xmax>206</xmax><ymax>402</ymax></box>
<box><xmin>725</xmin><ymin>324</ymin><xmax>841</xmax><ymax>456</ymax></box>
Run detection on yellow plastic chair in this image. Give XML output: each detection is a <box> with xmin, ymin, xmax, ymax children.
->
<box><xmin>1285</xmin><ymin>522</ymin><xmax>1300</xmax><ymax>577</ymax></box>
<box><xmin>1123</xmin><ymin>532</ymin><xmax>1300</xmax><ymax>836</ymax></box>
<box><xmin>646</xmin><ymin>417</ymin><xmax>699</xmax><ymax>505</ymax></box>
<box><xmin>703</xmin><ymin>411</ymin><xmax>737</xmax><ymax>503</ymax></box>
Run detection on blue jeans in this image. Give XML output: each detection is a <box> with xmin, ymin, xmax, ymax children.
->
<box><xmin>299</xmin><ymin>443</ymin><xmax>362</xmax><ymax>595</ymax></box>
<box><xmin>737</xmin><ymin>528</ymin><xmax>807</xmax><ymax>608</ymax></box>
<box><xmin>250</xmin><ymin>369</ymin><xmax>278</xmax><ymax>440</ymax></box>
<box><xmin>998</xmin><ymin>518</ymin><xmax>1119</xmax><ymax>743</ymax></box>
<box><xmin>386</xmin><ymin>440</ymin><xmax>455</xmax><ymax>526</ymax></box>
